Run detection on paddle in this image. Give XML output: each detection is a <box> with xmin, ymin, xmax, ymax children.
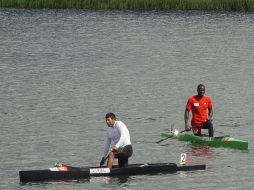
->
<box><xmin>179</xmin><ymin>129</ymin><xmax>190</xmax><ymax>134</ymax></box>
<box><xmin>156</xmin><ymin>124</ymin><xmax>175</xmax><ymax>143</ymax></box>
<box><xmin>156</xmin><ymin>136</ymin><xmax>171</xmax><ymax>143</ymax></box>
<box><xmin>100</xmin><ymin>149</ymin><xmax>112</xmax><ymax>166</ymax></box>
<box><xmin>156</xmin><ymin>128</ymin><xmax>191</xmax><ymax>143</ymax></box>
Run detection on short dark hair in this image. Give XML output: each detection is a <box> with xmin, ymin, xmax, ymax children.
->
<box><xmin>105</xmin><ymin>112</ymin><xmax>116</xmax><ymax>119</ymax></box>
<box><xmin>197</xmin><ymin>84</ymin><xmax>205</xmax><ymax>90</ymax></box>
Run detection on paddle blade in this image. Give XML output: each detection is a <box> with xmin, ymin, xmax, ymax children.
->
<box><xmin>156</xmin><ymin>137</ymin><xmax>170</xmax><ymax>143</ymax></box>
<box><xmin>180</xmin><ymin>129</ymin><xmax>186</xmax><ymax>133</ymax></box>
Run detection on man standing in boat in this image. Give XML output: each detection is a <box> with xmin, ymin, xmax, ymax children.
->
<box><xmin>184</xmin><ymin>84</ymin><xmax>214</xmax><ymax>137</ymax></box>
<box><xmin>100</xmin><ymin>113</ymin><xmax>133</xmax><ymax>168</ymax></box>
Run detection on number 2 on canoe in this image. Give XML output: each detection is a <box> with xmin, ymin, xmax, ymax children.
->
<box><xmin>180</xmin><ymin>153</ymin><xmax>188</xmax><ymax>165</ymax></box>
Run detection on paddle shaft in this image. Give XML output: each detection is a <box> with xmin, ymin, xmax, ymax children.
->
<box><xmin>100</xmin><ymin>148</ymin><xmax>114</xmax><ymax>166</ymax></box>
<box><xmin>156</xmin><ymin>136</ymin><xmax>171</xmax><ymax>143</ymax></box>
<box><xmin>180</xmin><ymin>129</ymin><xmax>191</xmax><ymax>133</ymax></box>
<box><xmin>103</xmin><ymin>150</ymin><xmax>111</xmax><ymax>161</ymax></box>
<box><xmin>156</xmin><ymin>128</ymin><xmax>191</xmax><ymax>143</ymax></box>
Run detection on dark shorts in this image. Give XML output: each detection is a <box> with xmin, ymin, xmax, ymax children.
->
<box><xmin>192</xmin><ymin>120</ymin><xmax>214</xmax><ymax>137</ymax></box>
<box><xmin>114</xmin><ymin>145</ymin><xmax>133</xmax><ymax>167</ymax></box>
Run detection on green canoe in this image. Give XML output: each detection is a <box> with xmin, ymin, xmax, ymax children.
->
<box><xmin>161</xmin><ymin>131</ymin><xmax>248</xmax><ymax>150</ymax></box>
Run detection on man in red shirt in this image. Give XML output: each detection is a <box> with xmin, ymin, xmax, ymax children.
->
<box><xmin>184</xmin><ymin>84</ymin><xmax>214</xmax><ymax>137</ymax></box>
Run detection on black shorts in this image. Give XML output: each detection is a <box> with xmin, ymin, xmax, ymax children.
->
<box><xmin>114</xmin><ymin>145</ymin><xmax>133</xmax><ymax>158</ymax></box>
<box><xmin>114</xmin><ymin>145</ymin><xmax>133</xmax><ymax>167</ymax></box>
<box><xmin>202</xmin><ymin>120</ymin><xmax>213</xmax><ymax>129</ymax></box>
<box><xmin>202</xmin><ymin>120</ymin><xmax>214</xmax><ymax>137</ymax></box>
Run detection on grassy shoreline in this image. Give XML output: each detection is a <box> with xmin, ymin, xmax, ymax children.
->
<box><xmin>0</xmin><ymin>0</ymin><xmax>254</xmax><ymax>11</ymax></box>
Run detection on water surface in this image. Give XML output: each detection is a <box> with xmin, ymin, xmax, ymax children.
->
<box><xmin>0</xmin><ymin>9</ymin><xmax>254</xmax><ymax>190</ymax></box>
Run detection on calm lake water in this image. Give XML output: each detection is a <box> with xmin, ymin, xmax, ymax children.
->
<box><xmin>0</xmin><ymin>8</ymin><xmax>254</xmax><ymax>190</ymax></box>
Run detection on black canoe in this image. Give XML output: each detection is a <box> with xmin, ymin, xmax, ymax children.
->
<box><xmin>19</xmin><ymin>163</ymin><xmax>206</xmax><ymax>183</ymax></box>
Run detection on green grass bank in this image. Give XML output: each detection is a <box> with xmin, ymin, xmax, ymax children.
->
<box><xmin>0</xmin><ymin>0</ymin><xmax>254</xmax><ymax>11</ymax></box>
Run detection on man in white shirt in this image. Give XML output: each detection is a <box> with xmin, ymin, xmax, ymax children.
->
<box><xmin>100</xmin><ymin>113</ymin><xmax>133</xmax><ymax>168</ymax></box>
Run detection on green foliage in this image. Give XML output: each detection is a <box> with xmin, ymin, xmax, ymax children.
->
<box><xmin>1</xmin><ymin>0</ymin><xmax>254</xmax><ymax>11</ymax></box>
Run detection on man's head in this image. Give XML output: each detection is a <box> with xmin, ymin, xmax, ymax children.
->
<box><xmin>105</xmin><ymin>112</ymin><xmax>116</xmax><ymax>127</ymax></box>
<box><xmin>197</xmin><ymin>84</ymin><xmax>205</xmax><ymax>97</ymax></box>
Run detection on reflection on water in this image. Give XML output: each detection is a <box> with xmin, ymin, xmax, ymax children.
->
<box><xmin>21</xmin><ymin>176</ymin><xmax>131</xmax><ymax>188</ymax></box>
<box><xmin>90</xmin><ymin>176</ymin><xmax>129</xmax><ymax>184</ymax></box>
<box><xmin>90</xmin><ymin>176</ymin><xmax>131</xmax><ymax>188</ymax></box>
<box><xmin>186</xmin><ymin>144</ymin><xmax>212</xmax><ymax>157</ymax></box>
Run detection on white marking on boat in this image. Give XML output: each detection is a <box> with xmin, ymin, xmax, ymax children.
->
<box><xmin>49</xmin><ymin>167</ymin><xmax>59</xmax><ymax>171</ymax></box>
<box><xmin>90</xmin><ymin>168</ymin><xmax>110</xmax><ymax>174</ymax></box>
<box><xmin>49</xmin><ymin>166</ymin><xmax>69</xmax><ymax>171</ymax></box>
<box><xmin>222</xmin><ymin>137</ymin><xmax>235</xmax><ymax>141</ymax></box>
<box><xmin>201</xmin><ymin>137</ymin><xmax>212</xmax><ymax>141</ymax></box>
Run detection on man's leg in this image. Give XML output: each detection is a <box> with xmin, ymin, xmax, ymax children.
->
<box><xmin>202</xmin><ymin>121</ymin><xmax>214</xmax><ymax>137</ymax></box>
<box><xmin>107</xmin><ymin>152</ymin><xmax>115</xmax><ymax>169</ymax></box>
<box><xmin>118</xmin><ymin>156</ymin><xmax>128</xmax><ymax>168</ymax></box>
<box><xmin>192</xmin><ymin>127</ymin><xmax>201</xmax><ymax>136</ymax></box>
<box><xmin>115</xmin><ymin>145</ymin><xmax>133</xmax><ymax>168</ymax></box>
